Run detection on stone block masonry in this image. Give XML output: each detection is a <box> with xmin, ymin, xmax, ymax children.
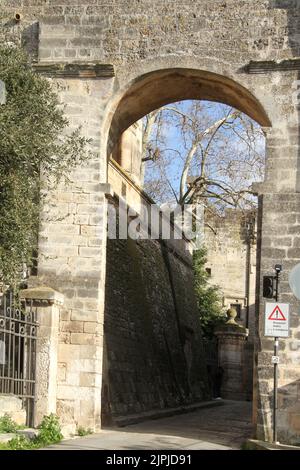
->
<box><xmin>30</xmin><ymin>74</ymin><xmax>115</xmax><ymax>434</ymax></box>
<box><xmin>1</xmin><ymin>0</ymin><xmax>300</xmax><ymax>443</ymax></box>
<box><xmin>102</xmin><ymin>228</ymin><xmax>210</xmax><ymax>422</ymax></box>
<box><xmin>256</xmin><ymin>193</ymin><xmax>300</xmax><ymax>444</ymax></box>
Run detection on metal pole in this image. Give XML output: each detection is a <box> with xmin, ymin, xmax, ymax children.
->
<box><xmin>275</xmin><ymin>270</ymin><xmax>279</xmax><ymax>303</ymax></box>
<box><xmin>245</xmin><ymin>235</ymin><xmax>251</xmax><ymax>330</ymax></box>
<box><xmin>273</xmin><ymin>267</ymin><xmax>280</xmax><ymax>444</ymax></box>
<box><xmin>273</xmin><ymin>336</ymin><xmax>278</xmax><ymax>444</ymax></box>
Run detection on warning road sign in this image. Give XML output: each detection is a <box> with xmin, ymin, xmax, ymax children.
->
<box><xmin>268</xmin><ymin>305</ymin><xmax>286</xmax><ymax>321</ymax></box>
<box><xmin>264</xmin><ymin>303</ymin><xmax>290</xmax><ymax>338</ymax></box>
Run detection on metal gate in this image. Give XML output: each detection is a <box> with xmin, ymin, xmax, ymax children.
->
<box><xmin>0</xmin><ymin>291</ymin><xmax>38</xmax><ymax>426</ymax></box>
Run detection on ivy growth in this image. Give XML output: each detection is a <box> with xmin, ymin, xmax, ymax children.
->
<box><xmin>0</xmin><ymin>44</ymin><xmax>90</xmax><ymax>285</ymax></box>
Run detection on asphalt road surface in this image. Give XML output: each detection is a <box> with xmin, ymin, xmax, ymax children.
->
<box><xmin>46</xmin><ymin>400</ymin><xmax>253</xmax><ymax>450</ymax></box>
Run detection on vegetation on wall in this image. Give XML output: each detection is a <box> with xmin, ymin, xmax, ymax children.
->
<box><xmin>193</xmin><ymin>247</ymin><xmax>225</xmax><ymax>338</ymax></box>
<box><xmin>0</xmin><ymin>44</ymin><xmax>90</xmax><ymax>286</ymax></box>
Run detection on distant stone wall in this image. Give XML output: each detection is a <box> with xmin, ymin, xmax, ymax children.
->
<box><xmin>204</xmin><ymin>210</ymin><xmax>257</xmax><ymax>340</ymax></box>
<box><xmin>204</xmin><ymin>210</ymin><xmax>257</xmax><ymax>401</ymax></box>
<box><xmin>102</xmin><ymin>202</ymin><xmax>209</xmax><ymax>422</ymax></box>
<box><xmin>112</xmin><ymin>121</ymin><xmax>143</xmax><ymax>187</ymax></box>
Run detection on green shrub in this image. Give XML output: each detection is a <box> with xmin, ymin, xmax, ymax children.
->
<box><xmin>0</xmin><ymin>413</ymin><xmax>63</xmax><ymax>450</ymax></box>
<box><xmin>0</xmin><ymin>414</ymin><xmax>19</xmax><ymax>433</ymax></box>
<box><xmin>77</xmin><ymin>426</ymin><xmax>93</xmax><ymax>437</ymax></box>
<box><xmin>7</xmin><ymin>435</ymin><xmax>36</xmax><ymax>450</ymax></box>
<box><xmin>193</xmin><ymin>247</ymin><xmax>226</xmax><ymax>338</ymax></box>
<box><xmin>0</xmin><ymin>44</ymin><xmax>90</xmax><ymax>285</ymax></box>
<box><xmin>37</xmin><ymin>414</ymin><xmax>63</xmax><ymax>446</ymax></box>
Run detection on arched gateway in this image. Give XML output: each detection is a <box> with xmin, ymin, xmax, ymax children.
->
<box><xmin>1</xmin><ymin>0</ymin><xmax>300</xmax><ymax>444</ymax></box>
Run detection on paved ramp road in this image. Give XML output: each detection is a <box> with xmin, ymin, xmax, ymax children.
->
<box><xmin>46</xmin><ymin>400</ymin><xmax>252</xmax><ymax>450</ymax></box>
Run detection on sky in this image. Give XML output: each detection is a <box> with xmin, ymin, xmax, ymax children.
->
<box><xmin>143</xmin><ymin>99</ymin><xmax>265</xmax><ymax>208</ymax></box>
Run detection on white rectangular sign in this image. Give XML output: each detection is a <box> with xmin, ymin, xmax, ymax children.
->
<box><xmin>264</xmin><ymin>302</ymin><xmax>290</xmax><ymax>338</ymax></box>
<box><xmin>271</xmin><ymin>356</ymin><xmax>280</xmax><ymax>364</ymax></box>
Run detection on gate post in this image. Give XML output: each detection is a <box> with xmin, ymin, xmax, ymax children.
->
<box><xmin>20</xmin><ymin>286</ymin><xmax>64</xmax><ymax>427</ymax></box>
<box><xmin>215</xmin><ymin>308</ymin><xmax>248</xmax><ymax>400</ymax></box>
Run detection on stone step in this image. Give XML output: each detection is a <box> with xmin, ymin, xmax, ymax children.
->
<box><xmin>0</xmin><ymin>429</ymin><xmax>39</xmax><ymax>445</ymax></box>
<box><xmin>16</xmin><ymin>428</ymin><xmax>39</xmax><ymax>440</ymax></box>
<box><xmin>0</xmin><ymin>394</ymin><xmax>23</xmax><ymax>412</ymax></box>
<box><xmin>0</xmin><ymin>433</ymin><xmax>16</xmax><ymax>443</ymax></box>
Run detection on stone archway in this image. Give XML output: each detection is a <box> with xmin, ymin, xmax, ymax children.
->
<box><xmin>102</xmin><ymin>67</ymin><xmax>271</xmax><ymax>430</ymax></box>
<box><xmin>5</xmin><ymin>0</ymin><xmax>299</xmax><ymax>444</ymax></box>
<box><xmin>106</xmin><ymin>67</ymin><xmax>271</xmax><ymax>157</ymax></box>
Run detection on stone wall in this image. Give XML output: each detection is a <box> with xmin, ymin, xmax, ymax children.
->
<box><xmin>112</xmin><ymin>121</ymin><xmax>143</xmax><ymax>187</ymax></box>
<box><xmin>255</xmin><ymin>193</ymin><xmax>300</xmax><ymax>444</ymax></box>
<box><xmin>103</xmin><ymin>157</ymin><xmax>209</xmax><ymax>422</ymax></box>
<box><xmin>0</xmin><ymin>0</ymin><xmax>297</xmax><ymax>66</ymax></box>
<box><xmin>204</xmin><ymin>209</ymin><xmax>256</xmax><ymax>401</ymax></box>
<box><xmin>102</xmin><ymin>204</ymin><xmax>209</xmax><ymax>423</ymax></box>
<box><xmin>1</xmin><ymin>0</ymin><xmax>300</xmax><ymax>443</ymax></box>
<box><xmin>204</xmin><ymin>210</ymin><xmax>257</xmax><ymax>339</ymax></box>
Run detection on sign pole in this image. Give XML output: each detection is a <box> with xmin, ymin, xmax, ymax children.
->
<box><xmin>273</xmin><ymin>336</ymin><xmax>278</xmax><ymax>444</ymax></box>
<box><xmin>264</xmin><ymin>266</ymin><xmax>289</xmax><ymax>444</ymax></box>
<box><xmin>273</xmin><ymin>266</ymin><xmax>280</xmax><ymax>444</ymax></box>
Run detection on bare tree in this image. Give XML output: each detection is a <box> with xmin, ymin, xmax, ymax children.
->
<box><xmin>141</xmin><ymin>101</ymin><xmax>265</xmax><ymax>215</ymax></box>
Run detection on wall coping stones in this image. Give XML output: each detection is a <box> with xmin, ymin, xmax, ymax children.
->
<box><xmin>20</xmin><ymin>286</ymin><xmax>64</xmax><ymax>306</ymax></box>
<box><xmin>215</xmin><ymin>323</ymin><xmax>248</xmax><ymax>338</ymax></box>
<box><xmin>245</xmin><ymin>58</ymin><xmax>300</xmax><ymax>74</ymax></box>
<box><xmin>109</xmin><ymin>158</ymin><xmax>155</xmax><ymax>206</ymax></box>
<box><xmin>108</xmin><ymin>158</ymin><xmax>194</xmax><ymax>266</ymax></box>
<box><xmin>33</xmin><ymin>62</ymin><xmax>115</xmax><ymax>79</ymax></box>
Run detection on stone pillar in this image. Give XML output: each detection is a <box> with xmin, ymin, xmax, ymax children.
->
<box><xmin>255</xmin><ymin>191</ymin><xmax>300</xmax><ymax>444</ymax></box>
<box><xmin>215</xmin><ymin>309</ymin><xmax>248</xmax><ymax>400</ymax></box>
<box><xmin>20</xmin><ymin>286</ymin><xmax>64</xmax><ymax>427</ymax></box>
<box><xmin>34</xmin><ymin>74</ymin><xmax>112</xmax><ymax>434</ymax></box>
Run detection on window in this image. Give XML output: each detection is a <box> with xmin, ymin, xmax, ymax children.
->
<box><xmin>206</xmin><ymin>268</ymin><xmax>212</xmax><ymax>277</ymax></box>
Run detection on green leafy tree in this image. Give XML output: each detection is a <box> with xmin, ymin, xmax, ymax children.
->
<box><xmin>0</xmin><ymin>44</ymin><xmax>89</xmax><ymax>285</ymax></box>
<box><xmin>193</xmin><ymin>247</ymin><xmax>226</xmax><ymax>338</ymax></box>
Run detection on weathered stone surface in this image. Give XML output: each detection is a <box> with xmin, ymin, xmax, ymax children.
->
<box><xmin>0</xmin><ymin>395</ymin><xmax>26</xmax><ymax>426</ymax></box>
<box><xmin>102</xmin><ymin>212</ymin><xmax>209</xmax><ymax>421</ymax></box>
<box><xmin>1</xmin><ymin>0</ymin><xmax>300</xmax><ymax>443</ymax></box>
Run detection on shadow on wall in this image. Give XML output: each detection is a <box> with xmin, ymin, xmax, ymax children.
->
<box><xmin>278</xmin><ymin>378</ymin><xmax>300</xmax><ymax>444</ymax></box>
<box><xmin>101</xmin><ymin>218</ymin><xmax>210</xmax><ymax>425</ymax></box>
<box><xmin>257</xmin><ymin>375</ymin><xmax>300</xmax><ymax>444</ymax></box>
<box><xmin>1</xmin><ymin>15</ymin><xmax>39</xmax><ymax>60</ymax></box>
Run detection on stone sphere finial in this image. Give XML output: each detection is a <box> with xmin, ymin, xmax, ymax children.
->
<box><xmin>226</xmin><ymin>307</ymin><xmax>238</xmax><ymax>324</ymax></box>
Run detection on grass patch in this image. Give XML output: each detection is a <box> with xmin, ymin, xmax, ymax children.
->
<box><xmin>0</xmin><ymin>414</ymin><xmax>25</xmax><ymax>433</ymax></box>
<box><xmin>241</xmin><ymin>441</ymin><xmax>253</xmax><ymax>450</ymax></box>
<box><xmin>77</xmin><ymin>426</ymin><xmax>93</xmax><ymax>437</ymax></box>
<box><xmin>0</xmin><ymin>413</ymin><xmax>63</xmax><ymax>450</ymax></box>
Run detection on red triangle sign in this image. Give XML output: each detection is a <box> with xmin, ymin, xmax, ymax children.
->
<box><xmin>268</xmin><ymin>305</ymin><xmax>286</xmax><ymax>321</ymax></box>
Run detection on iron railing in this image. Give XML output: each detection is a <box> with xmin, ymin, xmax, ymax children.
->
<box><xmin>0</xmin><ymin>291</ymin><xmax>38</xmax><ymax>426</ymax></box>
